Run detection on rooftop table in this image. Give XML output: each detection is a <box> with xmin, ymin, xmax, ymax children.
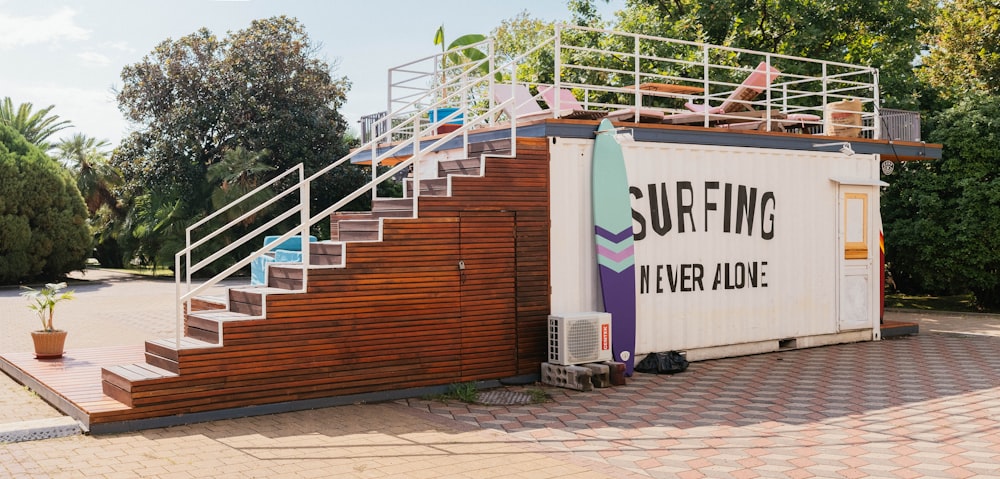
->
<box><xmin>637</xmin><ymin>82</ymin><xmax>705</xmax><ymax>95</ymax></box>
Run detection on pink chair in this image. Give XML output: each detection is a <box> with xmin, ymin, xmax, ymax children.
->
<box><xmin>685</xmin><ymin>62</ymin><xmax>781</xmax><ymax>114</ymax></box>
<box><xmin>493</xmin><ymin>84</ymin><xmax>603</xmax><ymax>122</ymax></box>
<box><xmin>536</xmin><ymin>86</ymin><xmax>606</xmax><ymax>120</ymax></box>
<box><xmin>539</xmin><ymin>86</ymin><xmax>664</xmax><ymax>123</ymax></box>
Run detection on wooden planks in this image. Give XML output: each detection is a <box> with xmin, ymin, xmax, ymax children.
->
<box><xmin>0</xmin><ymin>347</ymin><xmax>143</xmax><ymax>427</ymax></box>
<box><xmin>18</xmin><ymin>136</ymin><xmax>553</xmax><ymax>428</ymax></box>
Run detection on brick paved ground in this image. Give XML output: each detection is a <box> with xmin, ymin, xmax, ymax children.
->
<box><xmin>3</xmin><ymin>271</ymin><xmax>1000</xmax><ymax>478</ymax></box>
<box><xmin>0</xmin><ymin>377</ymin><xmax>60</xmax><ymax>425</ymax></box>
<box><xmin>405</xmin><ymin>331</ymin><xmax>1000</xmax><ymax>478</ymax></box>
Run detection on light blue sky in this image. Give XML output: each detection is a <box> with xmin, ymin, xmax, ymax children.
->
<box><xmin>0</xmin><ymin>0</ymin><xmax>622</xmax><ymax>146</ymax></box>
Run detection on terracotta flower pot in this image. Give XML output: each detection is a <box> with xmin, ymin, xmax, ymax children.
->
<box><xmin>31</xmin><ymin>330</ymin><xmax>68</xmax><ymax>359</ymax></box>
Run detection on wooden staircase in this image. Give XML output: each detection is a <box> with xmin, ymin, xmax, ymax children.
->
<box><xmin>99</xmin><ymin>138</ymin><xmax>551</xmax><ymax>417</ymax></box>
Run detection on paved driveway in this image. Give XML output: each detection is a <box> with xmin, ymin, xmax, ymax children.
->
<box><xmin>2</xmin><ymin>270</ymin><xmax>999</xmax><ymax>478</ymax></box>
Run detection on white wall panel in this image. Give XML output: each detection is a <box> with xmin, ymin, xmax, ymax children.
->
<box><xmin>550</xmin><ymin>138</ymin><xmax>880</xmax><ymax>354</ymax></box>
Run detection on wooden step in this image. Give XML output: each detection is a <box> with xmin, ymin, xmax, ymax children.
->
<box><xmin>185</xmin><ymin>310</ymin><xmax>259</xmax><ymax>345</ymax></box>
<box><xmin>469</xmin><ymin>139</ymin><xmax>512</xmax><ymax>156</ymax></box>
<box><xmin>438</xmin><ymin>158</ymin><xmax>482</xmax><ymax>177</ymax></box>
<box><xmin>330</xmin><ymin>212</ymin><xmax>372</xmax><ymax>241</ymax></box>
<box><xmin>144</xmin><ymin>336</ymin><xmax>225</xmax><ymax>374</ymax></box>
<box><xmin>404</xmin><ymin>177</ymin><xmax>449</xmax><ymax>197</ymax></box>
<box><xmin>309</xmin><ymin>241</ymin><xmax>343</xmax><ymax>265</ymax></box>
<box><xmin>372</xmin><ymin>197</ymin><xmax>414</xmax><ymax>217</ymax></box>
<box><xmin>101</xmin><ymin>362</ymin><xmax>178</xmax><ymax>407</ymax></box>
<box><xmin>186</xmin><ymin>295</ymin><xmax>227</xmax><ymax>313</ymax></box>
<box><xmin>337</xmin><ymin>219</ymin><xmax>380</xmax><ymax>242</ymax></box>
<box><xmin>227</xmin><ymin>286</ymin><xmax>296</xmax><ymax>316</ymax></box>
<box><xmin>267</xmin><ymin>265</ymin><xmax>304</xmax><ymax>290</ymax></box>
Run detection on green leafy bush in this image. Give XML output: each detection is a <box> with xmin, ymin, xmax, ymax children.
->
<box><xmin>0</xmin><ymin>123</ymin><xmax>91</xmax><ymax>283</ymax></box>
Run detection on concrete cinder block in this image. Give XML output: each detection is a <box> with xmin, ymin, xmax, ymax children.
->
<box><xmin>541</xmin><ymin>363</ymin><xmax>594</xmax><ymax>391</ymax></box>
<box><xmin>581</xmin><ymin>363</ymin><xmax>611</xmax><ymax>388</ymax></box>
<box><xmin>603</xmin><ymin>361</ymin><xmax>627</xmax><ymax>386</ymax></box>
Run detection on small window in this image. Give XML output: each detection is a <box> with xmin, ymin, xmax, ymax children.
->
<box><xmin>844</xmin><ymin>193</ymin><xmax>868</xmax><ymax>259</ymax></box>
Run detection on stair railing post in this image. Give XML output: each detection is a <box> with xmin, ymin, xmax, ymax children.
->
<box><xmin>175</xmin><ymin>252</ymin><xmax>182</xmax><ymax>349</ymax></box>
<box><xmin>412</xmin><ymin>118</ymin><xmax>421</xmax><ymax>217</ymax></box>
<box><xmin>488</xmin><ymin>38</ymin><xmax>496</xmax><ymax>125</ymax></box>
<box><xmin>554</xmin><ymin>24</ymin><xmax>562</xmax><ymax>118</ymax></box>
<box><xmin>299</xmin><ymin>165</ymin><xmax>309</xmax><ymax>292</ymax></box>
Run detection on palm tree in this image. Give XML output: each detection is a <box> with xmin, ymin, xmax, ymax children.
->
<box><xmin>0</xmin><ymin>97</ymin><xmax>72</xmax><ymax>150</ymax></box>
<box><xmin>56</xmin><ymin>133</ymin><xmax>121</xmax><ymax>216</ymax></box>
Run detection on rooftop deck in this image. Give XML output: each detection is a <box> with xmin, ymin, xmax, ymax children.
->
<box><xmin>362</xmin><ymin>25</ymin><xmax>926</xmax><ymax>149</ymax></box>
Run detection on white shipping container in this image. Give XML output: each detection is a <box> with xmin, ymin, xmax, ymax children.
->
<box><xmin>550</xmin><ymin>138</ymin><xmax>882</xmax><ymax>361</ymax></box>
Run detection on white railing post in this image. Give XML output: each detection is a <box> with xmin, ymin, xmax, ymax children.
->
<box><xmin>872</xmin><ymin>68</ymin><xmax>881</xmax><ymax>140</ymax></box>
<box><xmin>489</xmin><ymin>38</ymin><xmax>496</xmax><ymax>125</ymax></box>
<box><xmin>299</xmin><ymin>165</ymin><xmax>310</xmax><ymax>292</ymax></box>
<box><xmin>634</xmin><ymin>33</ymin><xmax>640</xmax><ymax>116</ymax></box>
<box><xmin>702</xmin><ymin>45</ymin><xmax>710</xmax><ymax>127</ymax></box>
<box><xmin>175</xmin><ymin>253</ymin><xmax>182</xmax><ymax>349</ymax></box>
<box><xmin>765</xmin><ymin>55</ymin><xmax>773</xmax><ymax>131</ymax></box>
<box><xmin>413</xmin><ymin>116</ymin><xmax>421</xmax><ymax>213</ymax></box>
<box><xmin>554</xmin><ymin>24</ymin><xmax>562</xmax><ymax>118</ymax></box>
<box><xmin>821</xmin><ymin>62</ymin><xmax>829</xmax><ymax>117</ymax></box>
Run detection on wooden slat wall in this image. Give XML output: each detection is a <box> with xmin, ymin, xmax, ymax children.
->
<box><xmin>420</xmin><ymin>138</ymin><xmax>551</xmax><ymax>375</ymax></box>
<box><xmin>459</xmin><ymin>211</ymin><xmax>516</xmax><ymax>381</ymax></box>
<box><xmin>94</xmin><ymin>137</ymin><xmax>550</xmax><ymax>424</ymax></box>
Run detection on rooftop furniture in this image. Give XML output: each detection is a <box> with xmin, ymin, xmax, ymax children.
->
<box><xmin>684</xmin><ymin>62</ymin><xmax>781</xmax><ymax>114</ymax></box>
<box><xmin>538</xmin><ymin>86</ymin><xmax>664</xmax><ymax>123</ymax></box>
<box><xmin>250</xmin><ymin>235</ymin><xmax>318</xmax><ymax>286</ymax></box>
<box><xmin>493</xmin><ymin>84</ymin><xmax>604</xmax><ymax>122</ymax></box>
<box><xmin>824</xmin><ymin>99</ymin><xmax>863</xmax><ymax>137</ymax></box>
<box><xmin>638</xmin><ymin>82</ymin><xmax>705</xmax><ymax>96</ymax></box>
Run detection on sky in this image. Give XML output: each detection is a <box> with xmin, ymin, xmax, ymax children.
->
<box><xmin>0</xmin><ymin>0</ymin><xmax>623</xmax><ymax>147</ymax></box>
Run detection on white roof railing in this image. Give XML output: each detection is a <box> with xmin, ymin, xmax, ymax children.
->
<box><xmin>386</xmin><ymin>24</ymin><xmax>881</xmax><ymax>138</ymax></box>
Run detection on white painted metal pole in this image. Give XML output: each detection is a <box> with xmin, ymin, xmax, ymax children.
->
<box><xmin>299</xmin><ymin>165</ymin><xmax>309</xmax><ymax>292</ymax></box>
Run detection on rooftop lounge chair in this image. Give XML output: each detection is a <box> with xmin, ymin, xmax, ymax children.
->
<box><xmin>539</xmin><ymin>86</ymin><xmax>665</xmax><ymax>123</ymax></box>
<box><xmin>684</xmin><ymin>61</ymin><xmax>781</xmax><ymax>114</ymax></box>
<box><xmin>493</xmin><ymin>84</ymin><xmax>602</xmax><ymax>122</ymax></box>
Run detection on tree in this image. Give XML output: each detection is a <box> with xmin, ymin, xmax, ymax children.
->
<box><xmin>0</xmin><ymin>97</ymin><xmax>72</xmax><ymax>151</ymax></box>
<box><xmin>56</xmin><ymin>133</ymin><xmax>126</xmax><ymax>268</ymax></box>
<box><xmin>920</xmin><ymin>0</ymin><xmax>1000</xmax><ymax>99</ymax></box>
<box><xmin>56</xmin><ymin>134</ymin><xmax>119</xmax><ymax>216</ymax></box>
<box><xmin>603</xmin><ymin>0</ymin><xmax>936</xmax><ymax>109</ymax></box>
<box><xmin>882</xmin><ymin>94</ymin><xmax>1000</xmax><ymax>309</ymax></box>
<box><xmin>114</xmin><ymin>16</ymin><xmax>358</xmax><ymax>270</ymax></box>
<box><xmin>491</xmin><ymin>12</ymin><xmax>557</xmax><ymax>85</ymax></box>
<box><xmin>0</xmin><ymin>123</ymin><xmax>91</xmax><ymax>283</ymax></box>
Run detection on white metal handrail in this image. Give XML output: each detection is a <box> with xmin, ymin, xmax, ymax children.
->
<box><xmin>174</xmin><ymin>37</ymin><xmax>526</xmax><ymax>349</ymax></box>
<box><xmin>176</xmin><ymin>24</ymin><xmax>888</xmax><ymax>349</ymax></box>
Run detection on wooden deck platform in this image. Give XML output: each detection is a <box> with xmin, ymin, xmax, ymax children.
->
<box><xmin>0</xmin><ymin>346</ymin><xmax>139</xmax><ymax>432</ymax></box>
<box><xmin>2</xmin><ymin>319</ymin><xmax>919</xmax><ymax>434</ymax></box>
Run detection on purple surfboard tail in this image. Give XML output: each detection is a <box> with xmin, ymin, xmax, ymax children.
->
<box><xmin>598</xmin><ymin>264</ymin><xmax>637</xmax><ymax>375</ymax></box>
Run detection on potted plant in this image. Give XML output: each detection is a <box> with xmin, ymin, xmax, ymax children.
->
<box><xmin>20</xmin><ymin>282</ymin><xmax>75</xmax><ymax>359</ymax></box>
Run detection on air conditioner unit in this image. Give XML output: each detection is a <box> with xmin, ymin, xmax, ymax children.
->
<box><xmin>548</xmin><ymin>312</ymin><xmax>612</xmax><ymax>365</ymax></box>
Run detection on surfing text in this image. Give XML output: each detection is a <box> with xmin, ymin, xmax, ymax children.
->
<box><xmin>631</xmin><ymin>181</ymin><xmax>775</xmax><ymax>241</ymax></box>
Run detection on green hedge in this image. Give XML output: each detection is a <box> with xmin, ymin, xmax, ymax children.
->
<box><xmin>0</xmin><ymin>123</ymin><xmax>91</xmax><ymax>283</ymax></box>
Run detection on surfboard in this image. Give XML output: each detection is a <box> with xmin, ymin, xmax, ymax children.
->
<box><xmin>592</xmin><ymin>119</ymin><xmax>637</xmax><ymax>375</ymax></box>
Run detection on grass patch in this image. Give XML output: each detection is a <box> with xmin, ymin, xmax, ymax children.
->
<box><xmin>99</xmin><ymin>267</ymin><xmax>175</xmax><ymax>278</ymax></box>
<box><xmin>426</xmin><ymin>382</ymin><xmax>480</xmax><ymax>403</ymax></box>
<box><xmin>525</xmin><ymin>387</ymin><xmax>550</xmax><ymax>404</ymax></box>
<box><xmin>885</xmin><ymin>293</ymin><xmax>977</xmax><ymax>312</ymax></box>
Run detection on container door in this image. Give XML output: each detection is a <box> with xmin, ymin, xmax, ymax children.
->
<box><xmin>838</xmin><ymin>187</ymin><xmax>875</xmax><ymax>331</ymax></box>
<box><xmin>459</xmin><ymin>211</ymin><xmax>517</xmax><ymax>380</ymax></box>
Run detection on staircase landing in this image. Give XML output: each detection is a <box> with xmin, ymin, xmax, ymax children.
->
<box><xmin>0</xmin><ymin>347</ymin><xmax>139</xmax><ymax>432</ymax></box>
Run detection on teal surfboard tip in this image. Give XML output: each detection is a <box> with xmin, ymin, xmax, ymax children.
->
<box><xmin>597</xmin><ymin>118</ymin><xmax>615</xmax><ymax>134</ymax></box>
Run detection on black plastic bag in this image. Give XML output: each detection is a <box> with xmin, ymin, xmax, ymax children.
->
<box><xmin>635</xmin><ymin>351</ymin><xmax>689</xmax><ymax>374</ymax></box>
